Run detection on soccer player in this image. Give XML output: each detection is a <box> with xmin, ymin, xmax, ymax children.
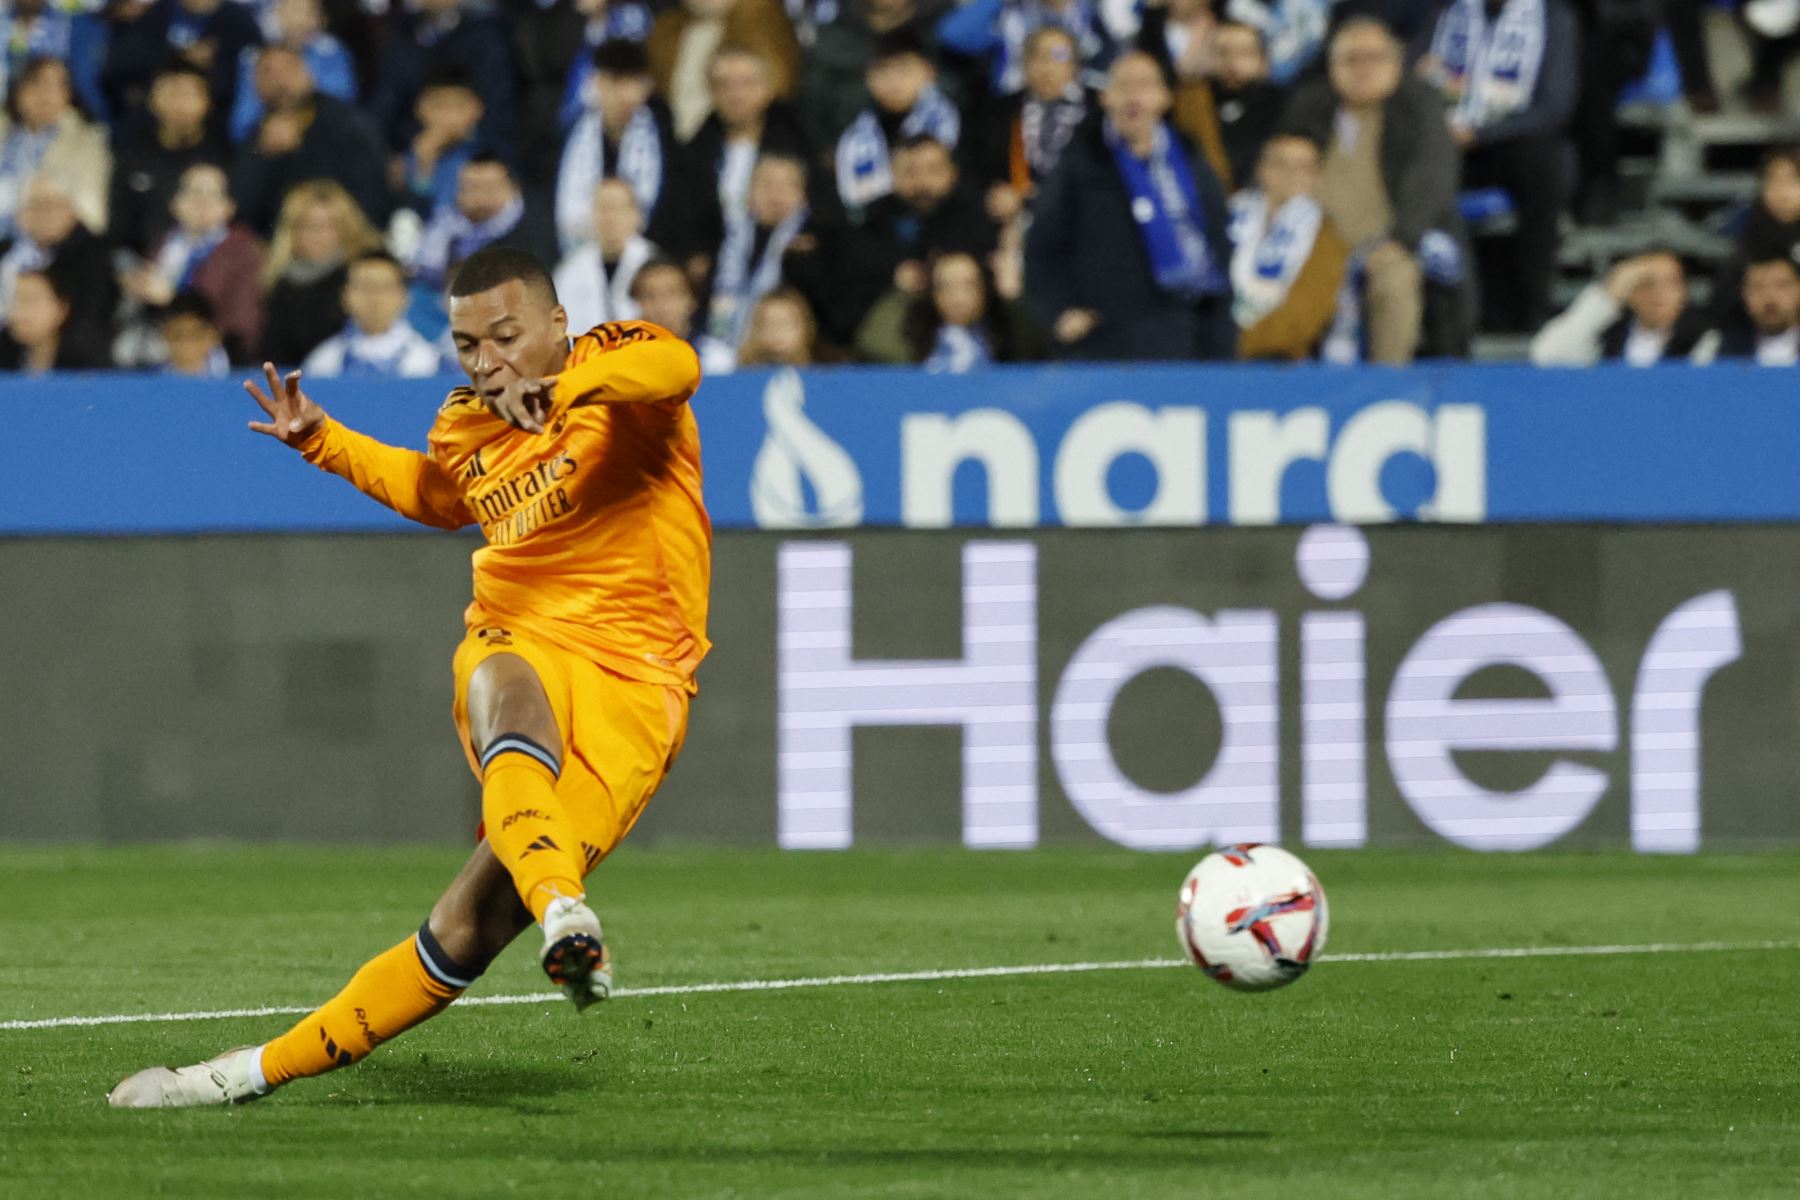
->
<box><xmin>107</xmin><ymin>246</ymin><xmax>709</xmax><ymax>1108</ymax></box>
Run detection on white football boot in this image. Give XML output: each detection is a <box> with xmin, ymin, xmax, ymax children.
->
<box><xmin>539</xmin><ymin>895</ymin><xmax>612</xmax><ymax>1012</ymax></box>
<box><xmin>107</xmin><ymin>1045</ymin><xmax>270</xmax><ymax>1109</ymax></box>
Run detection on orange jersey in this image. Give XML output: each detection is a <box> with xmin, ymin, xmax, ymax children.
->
<box><xmin>299</xmin><ymin>320</ymin><xmax>711</xmax><ymax>687</ymax></box>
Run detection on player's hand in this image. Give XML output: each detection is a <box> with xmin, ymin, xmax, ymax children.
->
<box><xmin>488</xmin><ymin>376</ymin><xmax>560</xmax><ymax>435</ymax></box>
<box><xmin>245</xmin><ymin>363</ymin><xmax>326</xmax><ymax>447</ymax></box>
<box><xmin>1054</xmin><ymin>308</ymin><xmax>1099</xmax><ymax>344</ymax></box>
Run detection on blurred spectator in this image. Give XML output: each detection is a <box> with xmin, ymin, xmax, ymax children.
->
<box><xmin>229</xmin><ymin>44</ymin><xmax>387</xmax><ymax>235</ymax></box>
<box><xmin>647</xmin><ymin>0</ymin><xmax>800</xmax><ymax>141</ymax></box>
<box><xmin>1712</xmin><ymin>147</ymin><xmax>1800</xmax><ymax>340</ymax></box>
<box><xmin>735</xmin><ymin>286</ymin><xmax>818</xmax><ymax>366</ymax></box>
<box><xmin>302</xmin><ymin>250</ymin><xmax>443</xmax><ymax>378</ymax></box>
<box><xmin>2</xmin><ymin>1</ymin><xmax>109</xmax><ymax>120</ymax></box>
<box><xmin>796</xmin><ymin>0</ymin><xmax>926</xmax><ymax>153</ymax></box>
<box><xmin>971</xmin><ymin>27</ymin><xmax>1091</xmax><ymax>220</ymax></box>
<box><xmin>0</xmin><ymin>57</ymin><xmax>110</xmax><ymax>239</ymax></box>
<box><xmin>1219</xmin><ymin>0</ymin><xmax>1329</xmax><ymax>85</ymax></box>
<box><xmin>1025</xmin><ymin>50</ymin><xmax>1234</xmax><ymax>360</ymax></box>
<box><xmin>161</xmin><ymin>290</ymin><xmax>228</xmax><ymax>376</ymax></box>
<box><xmin>109</xmin><ymin>62</ymin><xmax>226</xmax><ymax>257</ymax></box>
<box><xmin>628</xmin><ymin>255</ymin><xmax>736</xmax><ymax>373</ymax></box>
<box><xmin>1415</xmin><ymin>0</ymin><xmax>1579</xmax><ymax>332</ymax></box>
<box><xmin>1155</xmin><ymin>19</ymin><xmax>1283</xmax><ymax>194</ymax></box>
<box><xmin>835</xmin><ymin>29</ymin><xmax>962</xmax><ymax>214</ymax></box>
<box><xmin>262</xmin><ymin>179</ymin><xmax>382</xmax><ymax>366</ymax></box>
<box><xmin>837</xmin><ymin>133</ymin><xmax>998</xmax><ymax>333</ymax></box>
<box><xmin>392</xmin><ymin>66</ymin><xmax>488</xmax><ymax>221</ymax></box>
<box><xmin>227</xmin><ymin>0</ymin><xmax>355</xmax><ymax>144</ymax></box>
<box><xmin>0</xmin><ymin>267</ymin><xmax>107</xmax><ymax>371</ymax></box>
<box><xmin>1568</xmin><ymin>0</ymin><xmax>1654</xmax><ymax>225</ymax></box>
<box><xmin>554</xmin><ymin>0</ymin><xmax>656</xmax><ymax>130</ymax></box>
<box><xmin>103</xmin><ymin>0</ymin><xmax>264</xmax><ymax>114</ymax></box>
<box><xmin>1281</xmin><ymin>18</ymin><xmax>1471</xmax><ymax>363</ymax></box>
<box><xmin>856</xmin><ymin>248</ymin><xmax>1049</xmax><ymax>366</ymax></box>
<box><xmin>370</xmin><ymin>0</ymin><xmax>518</xmax><ymax>156</ymax></box>
<box><xmin>1740</xmin><ymin>0</ymin><xmax>1800</xmax><ymax>114</ymax></box>
<box><xmin>555</xmin><ymin>39</ymin><xmax>684</xmax><ymax>252</ymax></box>
<box><xmin>708</xmin><ymin>151</ymin><xmax>814</xmax><ymax>347</ymax></box>
<box><xmin>934</xmin><ymin>0</ymin><xmax>1116</xmax><ymax>96</ymax></box>
<box><xmin>1531</xmin><ymin>250</ymin><xmax>1716</xmax><ymax>366</ymax></box>
<box><xmin>0</xmin><ymin>172</ymin><xmax>117</xmax><ymax>352</ymax></box>
<box><xmin>681</xmin><ymin>44</ymin><xmax>812</xmax><ymax>259</ymax></box>
<box><xmin>1717</xmin><ymin>257</ymin><xmax>1800</xmax><ymax>365</ymax></box>
<box><xmin>122</xmin><ymin>162</ymin><xmax>263</xmax><ymax>362</ymax></box>
<box><xmin>554</xmin><ymin>178</ymin><xmax>658</xmax><ymax>329</ymax></box>
<box><xmin>1229</xmin><ymin>131</ymin><xmax>1349</xmax><ymax>360</ymax></box>
<box><xmin>412</xmin><ymin>155</ymin><xmax>557</xmax><ymax>292</ymax></box>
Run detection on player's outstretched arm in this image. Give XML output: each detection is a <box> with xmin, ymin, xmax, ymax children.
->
<box><xmin>245</xmin><ymin>364</ymin><xmax>474</xmax><ymax>531</ymax></box>
<box><xmin>550</xmin><ymin>321</ymin><xmax>703</xmax><ymax>414</ymax></box>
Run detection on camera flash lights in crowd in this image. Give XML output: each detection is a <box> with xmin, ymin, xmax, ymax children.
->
<box><xmin>1176</xmin><ymin>845</ymin><xmax>1329</xmax><ymax>992</ymax></box>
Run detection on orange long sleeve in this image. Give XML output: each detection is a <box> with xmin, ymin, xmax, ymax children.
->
<box><xmin>298</xmin><ymin>417</ymin><xmax>475</xmax><ymax>530</ymax></box>
<box><xmin>550</xmin><ymin>321</ymin><xmax>702</xmax><ymax>413</ymax></box>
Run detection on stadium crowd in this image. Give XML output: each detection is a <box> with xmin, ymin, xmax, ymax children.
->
<box><xmin>0</xmin><ymin>0</ymin><xmax>1796</xmax><ymax>377</ymax></box>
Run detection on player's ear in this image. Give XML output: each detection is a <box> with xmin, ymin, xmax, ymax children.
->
<box><xmin>551</xmin><ymin>304</ymin><xmax>569</xmax><ymax>343</ymax></box>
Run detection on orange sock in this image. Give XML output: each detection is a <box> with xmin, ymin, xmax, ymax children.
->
<box><xmin>260</xmin><ymin>925</ymin><xmax>476</xmax><ymax>1086</ymax></box>
<box><xmin>480</xmin><ymin>736</ymin><xmax>585</xmax><ymax>922</ymax></box>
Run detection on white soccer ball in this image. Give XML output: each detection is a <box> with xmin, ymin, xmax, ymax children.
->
<box><xmin>1175</xmin><ymin>844</ymin><xmax>1329</xmax><ymax>992</ymax></box>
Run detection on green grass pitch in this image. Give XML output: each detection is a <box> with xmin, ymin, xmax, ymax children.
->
<box><xmin>1</xmin><ymin>847</ymin><xmax>1796</xmax><ymax>1199</ymax></box>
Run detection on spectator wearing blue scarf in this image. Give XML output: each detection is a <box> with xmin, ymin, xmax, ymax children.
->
<box><xmin>1025</xmin><ymin>50</ymin><xmax>1233</xmax><ymax>360</ymax></box>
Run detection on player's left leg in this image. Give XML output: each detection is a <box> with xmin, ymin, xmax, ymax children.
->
<box><xmin>107</xmin><ymin>844</ymin><xmax>530</xmax><ymax>1108</ymax></box>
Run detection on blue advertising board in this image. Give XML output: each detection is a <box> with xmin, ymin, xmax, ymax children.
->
<box><xmin>1</xmin><ymin>363</ymin><xmax>1796</xmax><ymax>534</ymax></box>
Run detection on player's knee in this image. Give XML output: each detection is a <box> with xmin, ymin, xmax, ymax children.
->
<box><xmin>467</xmin><ymin>654</ymin><xmax>560</xmax><ymax>758</ymax></box>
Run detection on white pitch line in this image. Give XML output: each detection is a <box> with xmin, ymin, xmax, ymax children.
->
<box><xmin>2</xmin><ymin>939</ymin><xmax>1795</xmax><ymax>1033</ymax></box>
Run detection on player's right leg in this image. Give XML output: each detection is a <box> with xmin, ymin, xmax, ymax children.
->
<box><xmin>460</xmin><ymin>639</ymin><xmax>612</xmax><ymax>1010</ymax></box>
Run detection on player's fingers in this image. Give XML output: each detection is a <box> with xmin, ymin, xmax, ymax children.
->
<box><xmin>261</xmin><ymin>362</ymin><xmax>285</xmax><ymax>407</ymax></box>
<box><xmin>247</xmin><ymin>420</ymin><xmax>278</xmax><ymax>436</ymax></box>
<box><xmin>243</xmin><ymin>378</ymin><xmax>278</xmax><ymax>416</ymax></box>
<box><xmin>284</xmin><ymin>369</ymin><xmax>303</xmax><ymax>401</ymax></box>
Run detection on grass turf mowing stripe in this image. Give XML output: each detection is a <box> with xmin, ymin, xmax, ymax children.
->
<box><xmin>4</xmin><ymin>939</ymin><xmax>1796</xmax><ymax>1032</ymax></box>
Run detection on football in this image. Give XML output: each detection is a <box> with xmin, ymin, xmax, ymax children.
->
<box><xmin>1176</xmin><ymin>844</ymin><xmax>1329</xmax><ymax>992</ymax></box>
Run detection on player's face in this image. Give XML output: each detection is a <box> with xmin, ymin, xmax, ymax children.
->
<box><xmin>1329</xmin><ymin>27</ymin><xmax>1402</xmax><ymax>108</ymax></box>
<box><xmin>1762</xmin><ymin>158</ymin><xmax>1800</xmax><ymax>225</ymax></box>
<box><xmin>1215</xmin><ymin>28</ymin><xmax>1269</xmax><ymax>89</ymax></box>
<box><xmin>449</xmin><ymin>279</ymin><xmax>572</xmax><ymax>398</ymax></box>
<box><xmin>710</xmin><ymin>54</ymin><xmax>772</xmax><ymax>128</ymax></box>
<box><xmin>1628</xmin><ymin>255</ymin><xmax>1686</xmax><ymax>331</ymax></box>
<box><xmin>632</xmin><ymin>266</ymin><xmax>696</xmax><ymax>335</ymax></box>
<box><xmin>344</xmin><ymin>262</ymin><xmax>409</xmax><ymax>334</ymax></box>
<box><xmin>931</xmin><ymin>254</ymin><xmax>985</xmax><ymax>327</ymax></box>
<box><xmin>1743</xmin><ymin>262</ymin><xmax>1800</xmax><ymax>335</ymax></box>
<box><xmin>1023</xmin><ymin>33</ymin><xmax>1078</xmax><ymax>101</ymax></box>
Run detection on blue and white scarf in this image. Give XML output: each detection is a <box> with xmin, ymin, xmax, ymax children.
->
<box><xmin>555</xmin><ymin>104</ymin><xmax>663</xmax><ymax>250</ymax></box>
<box><xmin>1020</xmin><ymin>85</ymin><xmax>1087</xmax><ymax>179</ymax></box>
<box><xmin>1106</xmin><ymin>120</ymin><xmax>1223</xmax><ymax>299</ymax></box>
<box><xmin>835</xmin><ymin>84</ymin><xmax>962</xmax><ymax>212</ymax></box>
<box><xmin>1223</xmin><ymin>0</ymin><xmax>1331</xmax><ymax>86</ymax></box>
<box><xmin>411</xmin><ymin>195</ymin><xmax>525</xmax><ymax>287</ymax></box>
<box><xmin>1228</xmin><ymin>190</ymin><xmax>1323</xmax><ymax>328</ymax></box>
<box><xmin>993</xmin><ymin>0</ymin><xmax>1108</xmax><ymax>94</ymax></box>
<box><xmin>154</xmin><ymin>225</ymin><xmax>228</xmax><ymax>291</ymax></box>
<box><xmin>708</xmin><ymin>205</ymin><xmax>809</xmax><ymax>348</ymax></box>
<box><xmin>1427</xmin><ymin>0</ymin><xmax>1547</xmax><ymax>129</ymax></box>
<box><xmin>926</xmin><ymin>324</ymin><xmax>993</xmax><ymax>372</ymax></box>
<box><xmin>0</xmin><ymin>125</ymin><xmax>56</xmax><ymax>238</ymax></box>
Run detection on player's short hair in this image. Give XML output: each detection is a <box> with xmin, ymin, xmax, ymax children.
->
<box><xmin>593</xmin><ymin>38</ymin><xmax>651</xmax><ymax>78</ymax></box>
<box><xmin>349</xmin><ymin>249</ymin><xmax>407</xmax><ymax>280</ymax></box>
<box><xmin>163</xmin><ymin>290</ymin><xmax>217</xmax><ymax>325</ymax></box>
<box><xmin>449</xmin><ymin>246</ymin><xmax>560</xmax><ymax>307</ymax></box>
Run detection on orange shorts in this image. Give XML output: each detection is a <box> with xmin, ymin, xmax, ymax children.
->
<box><xmin>452</xmin><ymin>616</ymin><xmax>690</xmax><ymax>872</ymax></box>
